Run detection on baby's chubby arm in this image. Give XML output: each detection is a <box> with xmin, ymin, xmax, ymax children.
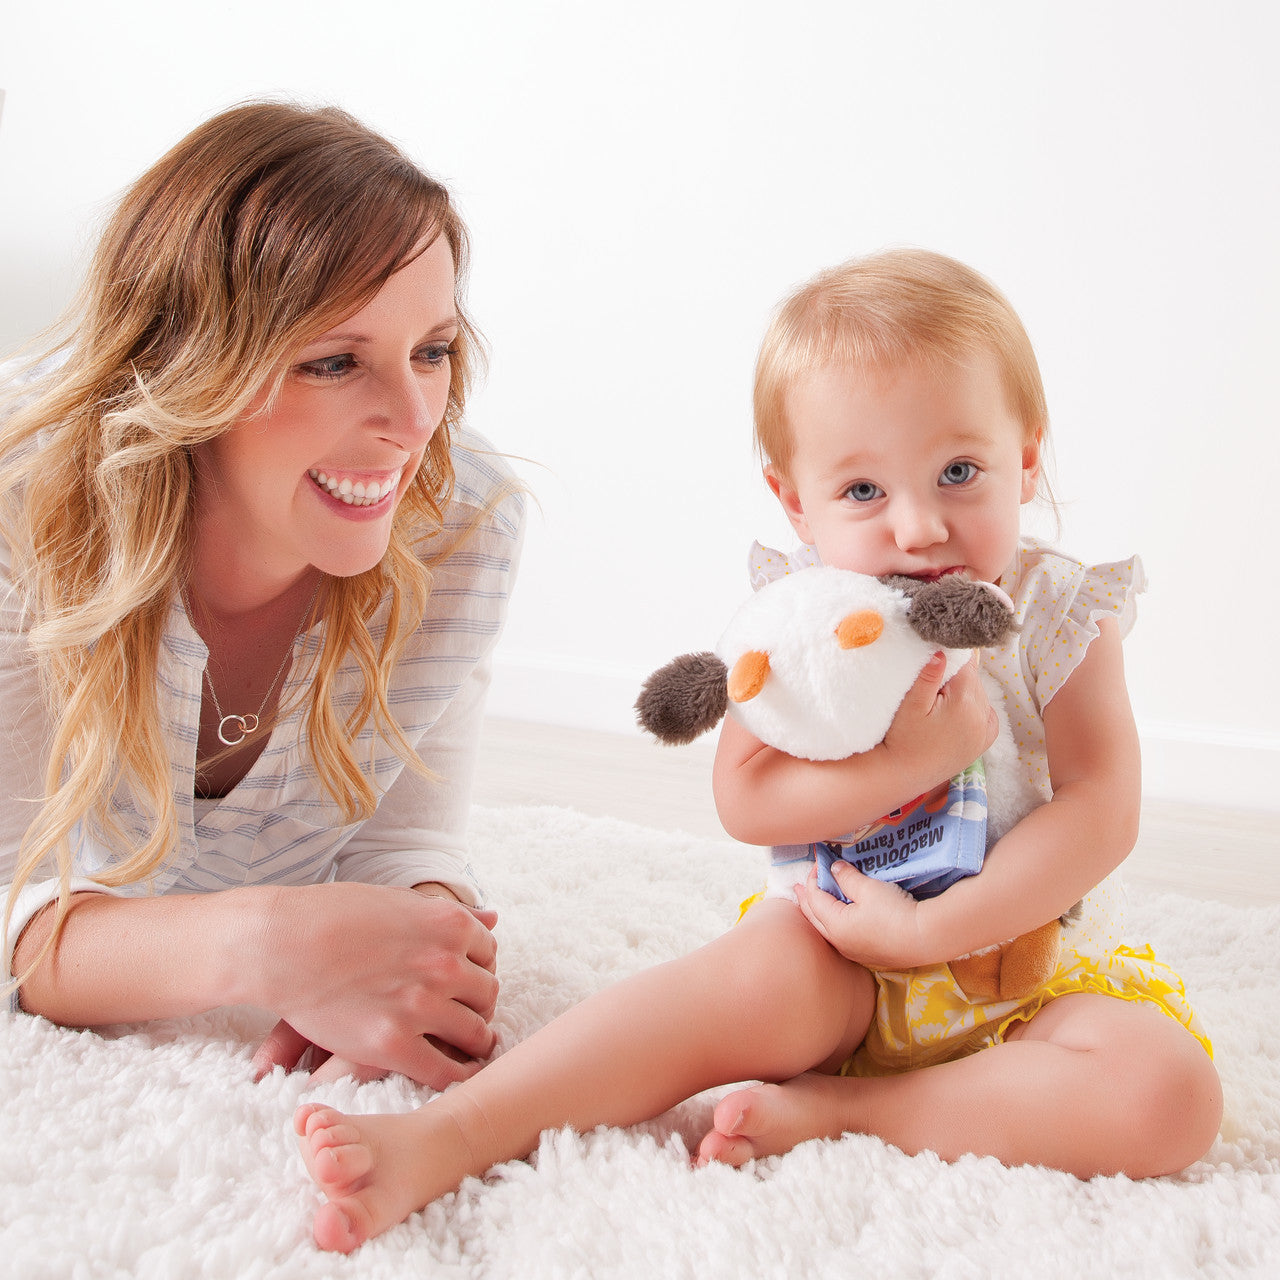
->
<box><xmin>799</xmin><ymin>618</ymin><xmax>1140</xmax><ymax>970</ymax></box>
<box><xmin>713</xmin><ymin>652</ymin><xmax>998</xmax><ymax>848</ymax></box>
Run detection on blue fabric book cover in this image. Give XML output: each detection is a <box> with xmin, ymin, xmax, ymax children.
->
<box><xmin>813</xmin><ymin>758</ymin><xmax>989</xmax><ymax>901</ymax></box>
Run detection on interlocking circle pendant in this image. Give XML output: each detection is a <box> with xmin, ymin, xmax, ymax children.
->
<box><xmin>217</xmin><ymin>713</ymin><xmax>259</xmax><ymax>746</ymax></box>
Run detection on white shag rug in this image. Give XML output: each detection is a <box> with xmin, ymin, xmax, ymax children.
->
<box><xmin>2</xmin><ymin>804</ymin><xmax>1278</xmax><ymax>1280</ymax></box>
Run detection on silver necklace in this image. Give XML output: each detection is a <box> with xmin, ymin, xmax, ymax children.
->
<box><xmin>186</xmin><ymin>578</ymin><xmax>321</xmax><ymax>747</ymax></box>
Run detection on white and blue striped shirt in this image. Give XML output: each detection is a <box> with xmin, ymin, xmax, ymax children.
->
<box><xmin>1</xmin><ymin>427</ymin><xmax>523</xmax><ymax>988</ymax></box>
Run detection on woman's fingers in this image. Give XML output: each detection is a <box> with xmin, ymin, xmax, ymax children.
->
<box><xmin>251</xmin><ymin>1018</ymin><xmax>313</xmax><ymax>1080</ymax></box>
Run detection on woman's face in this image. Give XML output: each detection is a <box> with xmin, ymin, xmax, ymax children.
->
<box><xmin>193</xmin><ymin>234</ymin><xmax>458</xmax><ymax>598</ymax></box>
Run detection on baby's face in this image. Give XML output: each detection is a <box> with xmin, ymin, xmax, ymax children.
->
<box><xmin>767</xmin><ymin>352</ymin><xmax>1039</xmax><ymax>586</ymax></box>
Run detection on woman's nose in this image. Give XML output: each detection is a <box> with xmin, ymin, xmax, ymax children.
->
<box><xmin>369</xmin><ymin>368</ymin><xmax>440</xmax><ymax>448</ymax></box>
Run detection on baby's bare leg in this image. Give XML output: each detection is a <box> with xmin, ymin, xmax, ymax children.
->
<box><xmin>701</xmin><ymin>993</ymin><xmax>1221</xmax><ymax>1178</ymax></box>
<box><xmin>296</xmin><ymin>900</ymin><xmax>875</xmax><ymax>1251</ymax></box>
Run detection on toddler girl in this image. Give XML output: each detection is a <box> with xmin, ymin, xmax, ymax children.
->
<box><xmin>295</xmin><ymin>249</ymin><xmax>1221</xmax><ymax>1253</ymax></box>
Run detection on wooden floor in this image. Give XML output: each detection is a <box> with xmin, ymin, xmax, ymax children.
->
<box><xmin>476</xmin><ymin>718</ymin><xmax>1279</xmax><ymax>909</ymax></box>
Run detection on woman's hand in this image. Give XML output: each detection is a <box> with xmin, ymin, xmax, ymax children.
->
<box><xmin>245</xmin><ymin>881</ymin><xmax>499</xmax><ymax>1090</ymax></box>
<box><xmin>794</xmin><ymin>863</ymin><xmax>928</xmax><ymax>970</ymax></box>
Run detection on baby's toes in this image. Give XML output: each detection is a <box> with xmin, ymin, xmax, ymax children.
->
<box><xmin>300</xmin><ymin>1108</ymin><xmax>365</xmax><ymax>1157</ymax></box>
<box><xmin>696</xmin><ymin>1129</ymin><xmax>757</xmax><ymax>1168</ymax></box>
<box><xmin>312</xmin><ymin>1136</ymin><xmax>374</xmax><ymax>1191</ymax></box>
<box><xmin>313</xmin><ymin>1196</ymin><xmax>374</xmax><ymax>1255</ymax></box>
<box><xmin>295</xmin><ymin>1102</ymin><xmax>346</xmax><ymax>1139</ymax></box>
<box><xmin>293</xmin><ymin>1102</ymin><xmax>331</xmax><ymax>1136</ymax></box>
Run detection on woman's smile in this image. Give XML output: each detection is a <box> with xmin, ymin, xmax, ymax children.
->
<box><xmin>307</xmin><ymin>466</ymin><xmax>405</xmax><ymax>508</ymax></box>
<box><xmin>191</xmin><ymin>234</ymin><xmax>456</xmax><ymax>596</ymax></box>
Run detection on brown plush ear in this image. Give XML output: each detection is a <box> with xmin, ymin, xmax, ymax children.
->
<box><xmin>882</xmin><ymin>575</ymin><xmax>1018</xmax><ymax>649</ymax></box>
<box><xmin>635</xmin><ymin>652</ymin><xmax>729</xmax><ymax>745</ymax></box>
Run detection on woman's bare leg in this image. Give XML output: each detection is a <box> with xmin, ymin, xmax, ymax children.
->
<box><xmin>699</xmin><ymin>993</ymin><xmax>1221</xmax><ymax>1178</ymax></box>
<box><xmin>296</xmin><ymin>900</ymin><xmax>875</xmax><ymax>1252</ymax></box>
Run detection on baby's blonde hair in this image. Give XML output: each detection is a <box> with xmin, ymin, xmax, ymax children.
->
<box><xmin>754</xmin><ymin>249</ymin><xmax>1050</xmax><ymax>486</ymax></box>
<box><xmin>1</xmin><ymin>101</ymin><xmax>492</xmax><ymax>977</ymax></box>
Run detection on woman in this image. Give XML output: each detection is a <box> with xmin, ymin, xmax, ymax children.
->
<box><xmin>0</xmin><ymin>101</ymin><xmax>523</xmax><ymax>1087</ymax></box>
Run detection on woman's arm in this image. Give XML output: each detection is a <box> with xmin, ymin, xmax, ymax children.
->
<box><xmin>329</xmin><ymin>657</ymin><xmax>492</xmax><ymax>903</ymax></box>
<box><xmin>713</xmin><ymin>653</ymin><xmax>999</xmax><ymax>847</ymax></box>
<box><xmin>797</xmin><ymin>618</ymin><xmax>1140</xmax><ymax>969</ymax></box>
<box><xmin>7</xmin><ymin>649</ymin><xmax>500</xmax><ymax>1087</ymax></box>
<box><xmin>13</xmin><ymin>878</ymin><xmax>499</xmax><ymax>1088</ymax></box>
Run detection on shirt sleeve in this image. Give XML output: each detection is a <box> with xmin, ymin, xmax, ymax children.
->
<box><xmin>331</xmin><ymin>653</ymin><xmax>491</xmax><ymax>905</ymax></box>
<box><xmin>0</xmin><ymin>531</ymin><xmax>125</xmax><ymax>1001</ymax></box>
<box><xmin>1018</xmin><ymin>548</ymin><xmax>1146</xmax><ymax>710</ymax></box>
<box><xmin>331</xmin><ymin>431</ymin><xmax>525</xmax><ymax>906</ymax></box>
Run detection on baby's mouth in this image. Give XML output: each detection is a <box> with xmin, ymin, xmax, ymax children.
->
<box><xmin>308</xmin><ymin>468</ymin><xmax>402</xmax><ymax>507</ymax></box>
<box><xmin>907</xmin><ymin>567</ymin><xmax>970</xmax><ymax>583</ymax></box>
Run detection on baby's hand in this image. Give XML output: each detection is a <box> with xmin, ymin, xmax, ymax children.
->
<box><xmin>881</xmin><ymin>653</ymin><xmax>997</xmax><ymax>787</ymax></box>
<box><xmin>795</xmin><ymin>863</ymin><xmax>926</xmax><ymax>969</ymax></box>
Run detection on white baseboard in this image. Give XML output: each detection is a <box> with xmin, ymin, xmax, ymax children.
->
<box><xmin>1136</xmin><ymin>722</ymin><xmax>1279</xmax><ymax>813</ymax></box>
<box><xmin>489</xmin><ymin>655</ymin><xmax>1280</xmax><ymax>813</ymax></box>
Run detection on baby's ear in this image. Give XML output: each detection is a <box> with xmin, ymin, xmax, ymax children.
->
<box><xmin>898</xmin><ymin>577</ymin><xmax>1018</xmax><ymax>648</ymax></box>
<box><xmin>764</xmin><ymin>465</ymin><xmax>816</xmax><ymax>546</ymax></box>
<box><xmin>635</xmin><ymin>652</ymin><xmax>729</xmax><ymax>745</ymax></box>
<box><xmin>1021</xmin><ymin>431</ymin><xmax>1043</xmax><ymax>503</ymax></box>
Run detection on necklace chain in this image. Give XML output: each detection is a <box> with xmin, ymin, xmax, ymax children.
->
<box><xmin>185</xmin><ymin>578</ymin><xmax>321</xmax><ymax>748</ymax></box>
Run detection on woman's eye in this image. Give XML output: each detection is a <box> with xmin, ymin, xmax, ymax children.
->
<box><xmin>939</xmin><ymin>461</ymin><xmax>978</xmax><ymax>486</ymax></box>
<box><xmin>299</xmin><ymin>354</ymin><xmax>355</xmax><ymax>380</ymax></box>
<box><xmin>845</xmin><ymin>481</ymin><xmax>884</xmax><ymax>503</ymax></box>
<box><xmin>416</xmin><ymin>343</ymin><xmax>457</xmax><ymax>368</ymax></box>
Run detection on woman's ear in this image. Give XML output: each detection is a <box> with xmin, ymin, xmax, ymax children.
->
<box><xmin>1020</xmin><ymin>430</ymin><xmax>1043</xmax><ymax>503</ymax></box>
<box><xmin>764</xmin><ymin>465</ymin><xmax>816</xmax><ymax>543</ymax></box>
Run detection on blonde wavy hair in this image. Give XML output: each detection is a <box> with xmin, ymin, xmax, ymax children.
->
<box><xmin>1</xmin><ymin>101</ymin><xmax>487</xmax><ymax>975</ymax></box>
<box><xmin>754</xmin><ymin>248</ymin><xmax>1051</xmax><ymax>496</ymax></box>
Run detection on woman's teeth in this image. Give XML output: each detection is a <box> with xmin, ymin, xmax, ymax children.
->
<box><xmin>308</xmin><ymin>469</ymin><xmax>401</xmax><ymax>506</ymax></box>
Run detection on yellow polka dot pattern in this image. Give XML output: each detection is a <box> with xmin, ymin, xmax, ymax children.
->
<box><xmin>748</xmin><ymin>539</ymin><xmax>821</xmax><ymax>590</ymax></box>
<box><xmin>979</xmin><ymin>541</ymin><xmax>1147</xmax><ymax>812</ymax></box>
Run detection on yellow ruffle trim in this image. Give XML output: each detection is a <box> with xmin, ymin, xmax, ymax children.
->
<box><xmin>736</xmin><ymin>891</ymin><xmax>1211</xmax><ymax>1071</ymax></box>
<box><xmin>994</xmin><ymin>943</ymin><xmax>1213</xmax><ymax>1059</ymax></box>
<box><xmin>842</xmin><ymin>941</ymin><xmax>1212</xmax><ymax>1076</ymax></box>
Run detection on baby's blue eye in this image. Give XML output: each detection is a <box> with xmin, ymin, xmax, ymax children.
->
<box><xmin>939</xmin><ymin>461</ymin><xmax>977</xmax><ymax>486</ymax></box>
<box><xmin>846</xmin><ymin>481</ymin><xmax>884</xmax><ymax>503</ymax></box>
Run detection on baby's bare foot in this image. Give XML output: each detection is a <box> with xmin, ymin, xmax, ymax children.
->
<box><xmin>294</xmin><ymin>1102</ymin><xmax>467</xmax><ymax>1253</ymax></box>
<box><xmin>696</xmin><ymin>1073</ymin><xmax>863</xmax><ymax>1167</ymax></box>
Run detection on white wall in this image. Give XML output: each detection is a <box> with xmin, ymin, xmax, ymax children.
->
<box><xmin>2</xmin><ymin>1</ymin><xmax>1277</xmax><ymax>810</ymax></box>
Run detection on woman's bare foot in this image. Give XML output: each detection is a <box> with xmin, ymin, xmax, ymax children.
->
<box><xmin>696</xmin><ymin>1072</ymin><xmax>865</xmax><ymax>1166</ymax></box>
<box><xmin>294</xmin><ymin>1102</ymin><xmax>479</xmax><ymax>1252</ymax></box>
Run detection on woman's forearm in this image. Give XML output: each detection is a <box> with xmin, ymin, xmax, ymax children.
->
<box><xmin>12</xmin><ymin>888</ymin><xmax>265</xmax><ymax>1026</ymax></box>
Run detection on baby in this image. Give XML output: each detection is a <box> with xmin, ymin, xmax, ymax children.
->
<box><xmin>295</xmin><ymin>248</ymin><xmax>1221</xmax><ymax>1252</ymax></box>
